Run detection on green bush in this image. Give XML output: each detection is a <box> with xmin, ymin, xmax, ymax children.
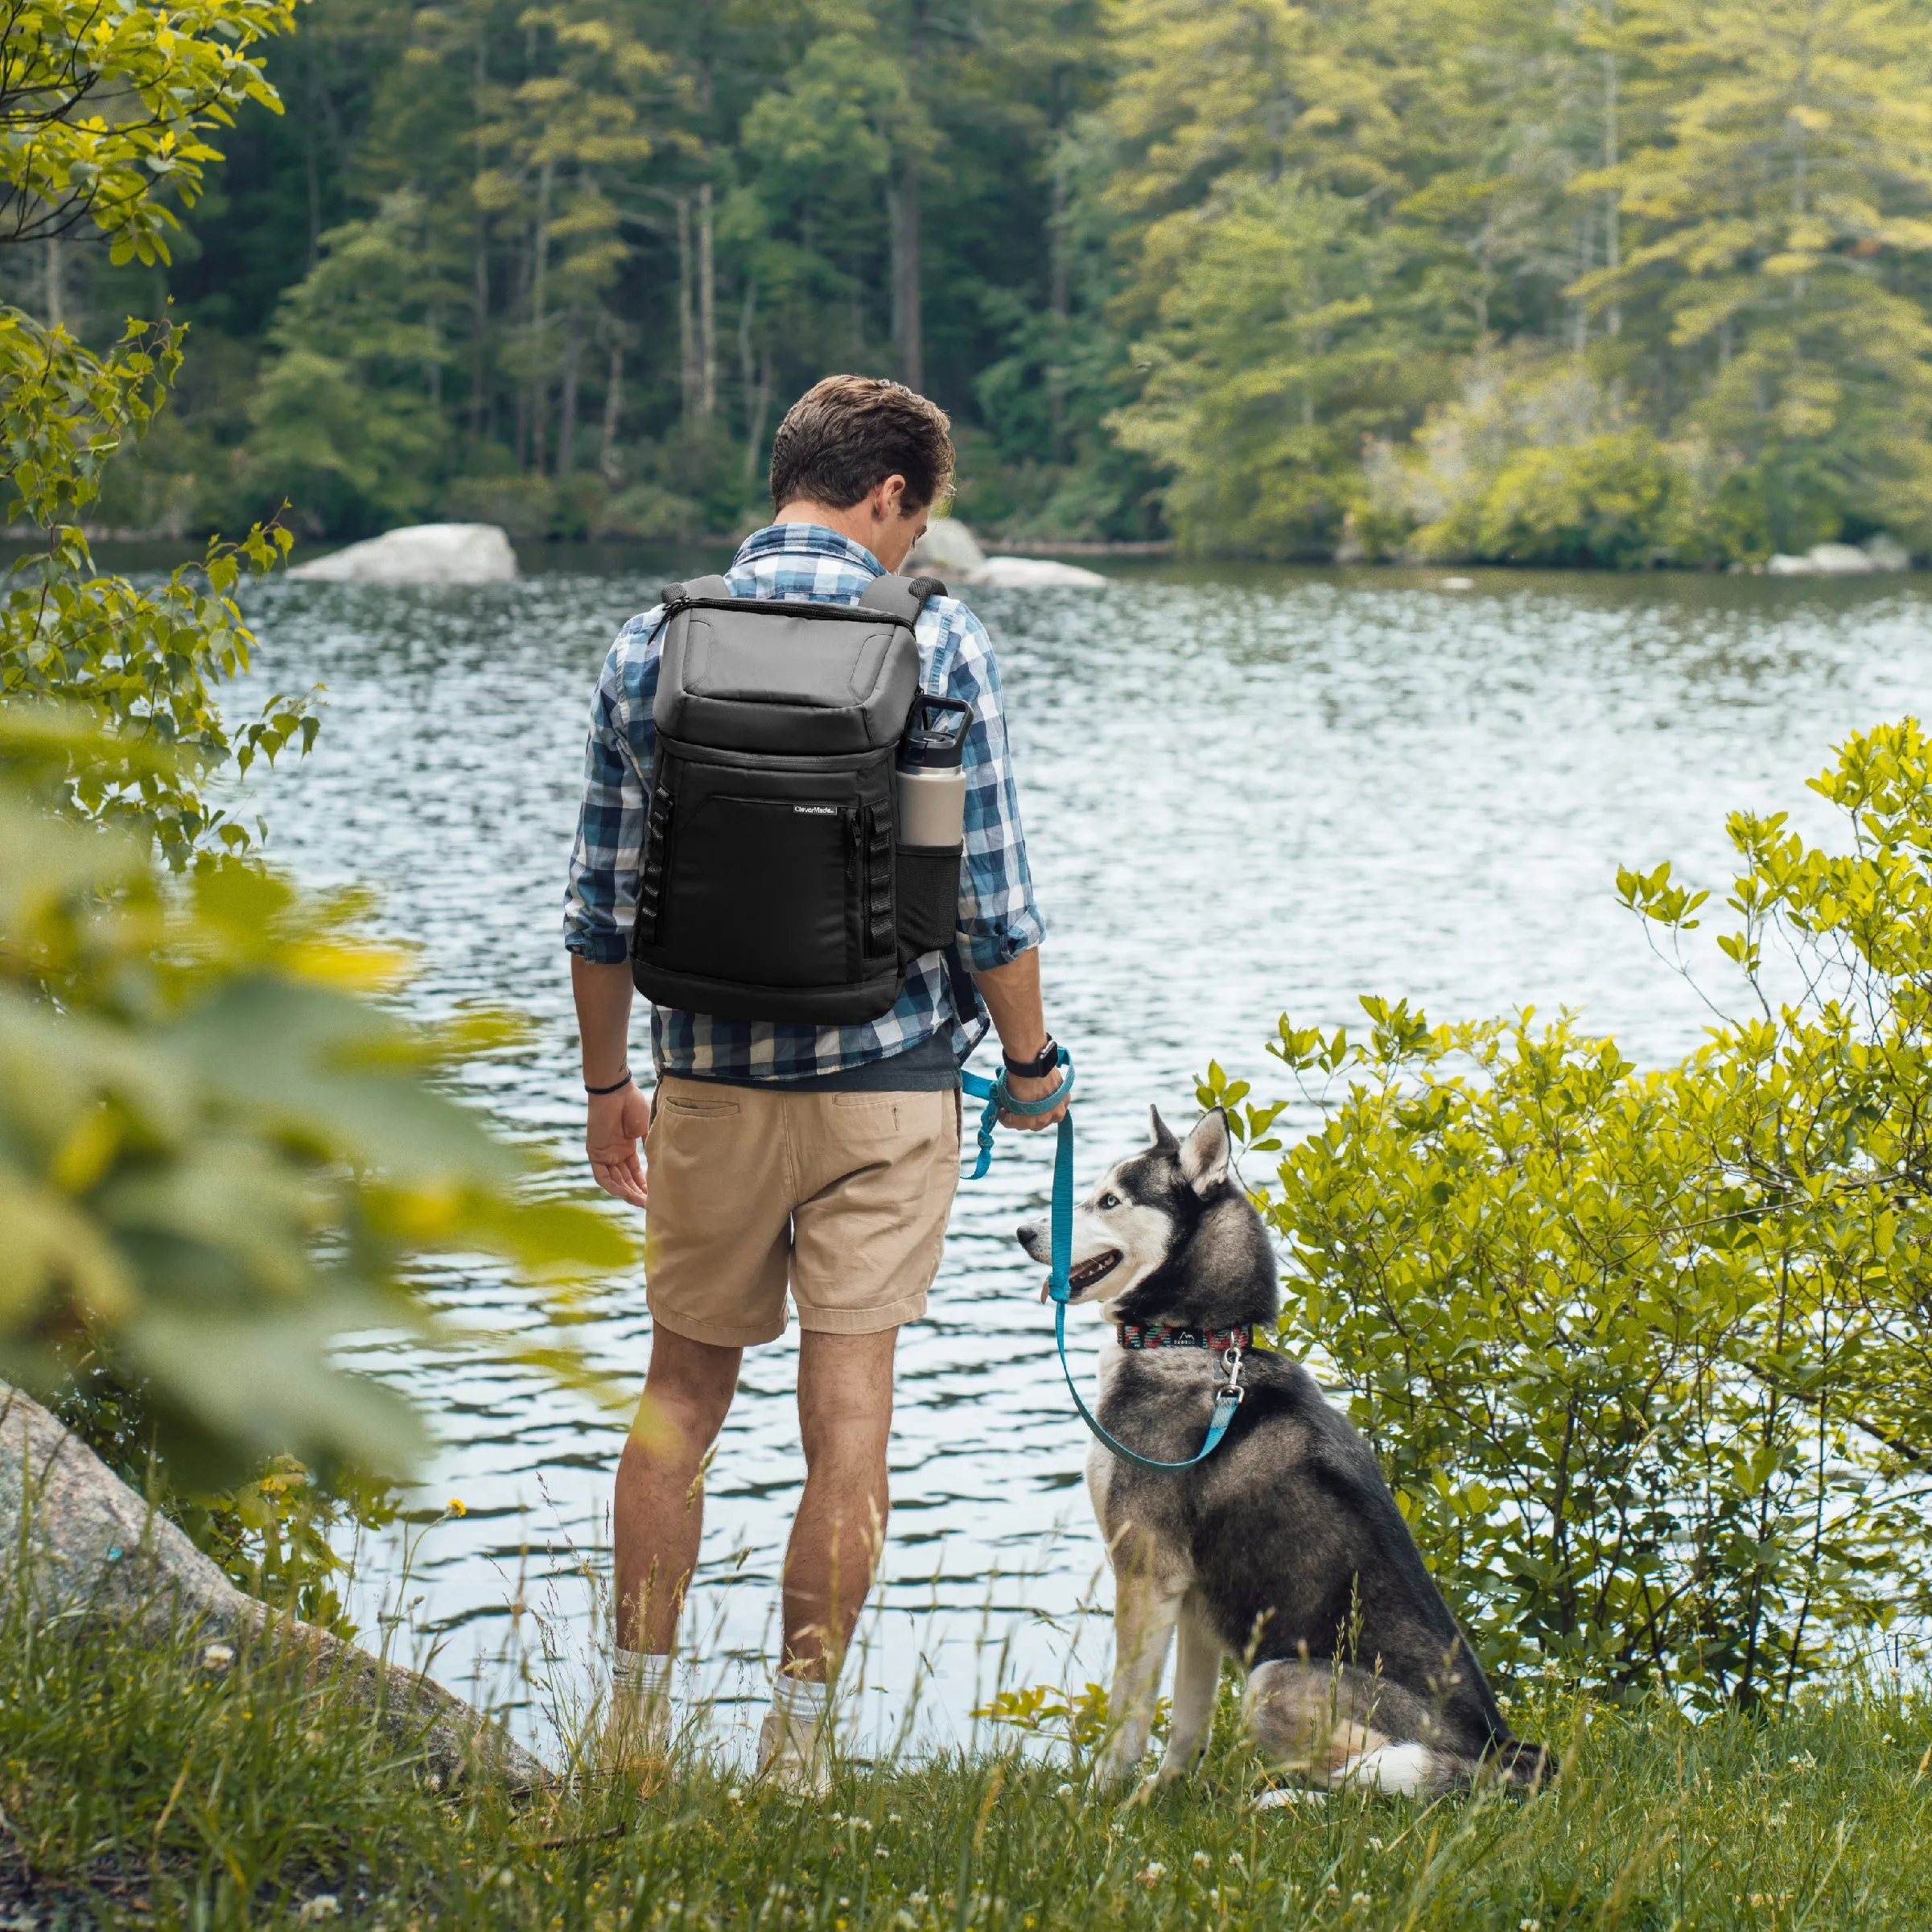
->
<box><xmin>0</xmin><ymin>0</ymin><xmax>635</xmax><ymax>1580</ymax></box>
<box><xmin>1213</xmin><ymin>719</ymin><xmax>1932</xmax><ymax>1707</ymax></box>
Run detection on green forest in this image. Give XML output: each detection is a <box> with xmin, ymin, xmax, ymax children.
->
<box><xmin>27</xmin><ymin>0</ymin><xmax>1932</xmax><ymax>566</ymax></box>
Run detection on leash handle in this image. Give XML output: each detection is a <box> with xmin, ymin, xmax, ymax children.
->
<box><xmin>962</xmin><ymin>1046</ymin><xmax>1242</xmax><ymax>1470</ymax></box>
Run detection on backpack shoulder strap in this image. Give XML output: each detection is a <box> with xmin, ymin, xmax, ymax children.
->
<box><xmin>858</xmin><ymin>573</ymin><xmax>946</xmax><ymax>626</ymax></box>
<box><xmin>661</xmin><ymin>574</ymin><xmax>733</xmax><ymax>607</ymax></box>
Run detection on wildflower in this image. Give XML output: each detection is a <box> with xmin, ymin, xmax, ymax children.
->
<box><xmin>297</xmin><ymin>1899</ymin><xmax>340</xmax><ymax>1924</ymax></box>
<box><xmin>876</xmin><ymin>1848</ymin><xmax>889</xmax><ymax>1859</ymax></box>
<box><xmin>888</xmin><ymin>1813</ymin><xmax>903</xmax><ymax>1823</ymax></box>
<box><xmin>838</xmin><ymin>1898</ymin><xmax>851</xmax><ymax>1909</ymax></box>
<box><xmin>1522</xmin><ymin>1921</ymin><xmax>1543</xmax><ymax>1931</ymax></box>
<box><xmin>447</xmin><ymin>1498</ymin><xmax>467</xmax><ymax>1517</ymax></box>
<box><xmin>1351</xmin><ymin>1893</ymin><xmax>1371</xmax><ymax>1908</ymax></box>
<box><xmin>1193</xmin><ymin>1851</ymin><xmax>1212</xmax><ymax>1868</ymax></box>
<box><xmin>1135</xmin><ymin>1864</ymin><xmax>1166</xmax><ymax>1887</ymax></box>
<box><xmin>908</xmin><ymin>1892</ymin><xmax>929</xmax><ymax>1908</ymax></box>
<box><xmin>202</xmin><ymin>1643</ymin><xmax>234</xmax><ymax>1669</ymax></box>
<box><xmin>727</xmin><ymin>1788</ymin><xmax>745</xmax><ymax>1806</ymax></box>
<box><xmin>496</xmin><ymin>1871</ymin><xmax>514</xmax><ymax>1890</ymax></box>
<box><xmin>1055</xmin><ymin>1784</ymin><xmax>1073</xmax><ymax>1799</ymax></box>
<box><xmin>855</xmin><ymin>1817</ymin><xmax>874</xmax><ymax>1832</ymax></box>
<box><xmin>1368</xmin><ymin>1837</ymin><xmax>1385</xmax><ymax>1852</ymax></box>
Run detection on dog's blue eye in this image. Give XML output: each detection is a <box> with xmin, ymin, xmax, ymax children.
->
<box><xmin>1099</xmin><ymin>1193</ymin><xmax>1119</xmax><ymax>1209</ymax></box>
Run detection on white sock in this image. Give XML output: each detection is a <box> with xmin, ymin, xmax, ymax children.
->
<box><xmin>770</xmin><ymin>1674</ymin><xmax>830</xmax><ymax>1728</ymax></box>
<box><xmin>612</xmin><ymin>1648</ymin><xmax>674</xmax><ymax>1704</ymax></box>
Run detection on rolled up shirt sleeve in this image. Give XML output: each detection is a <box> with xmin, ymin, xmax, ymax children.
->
<box><xmin>938</xmin><ymin>603</ymin><xmax>1046</xmax><ymax>972</ymax></box>
<box><xmin>563</xmin><ymin>615</ymin><xmax>657</xmax><ymax>965</ymax></box>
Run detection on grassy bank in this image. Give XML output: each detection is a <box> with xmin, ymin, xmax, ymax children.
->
<box><xmin>6</xmin><ymin>1608</ymin><xmax>1932</xmax><ymax>1930</ymax></box>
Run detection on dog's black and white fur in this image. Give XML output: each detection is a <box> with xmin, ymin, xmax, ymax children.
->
<box><xmin>1019</xmin><ymin>1108</ymin><xmax>1553</xmax><ymax>1798</ymax></box>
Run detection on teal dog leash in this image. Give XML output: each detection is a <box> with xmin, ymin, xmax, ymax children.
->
<box><xmin>962</xmin><ymin>1051</ymin><xmax>1244</xmax><ymax>1472</ymax></box>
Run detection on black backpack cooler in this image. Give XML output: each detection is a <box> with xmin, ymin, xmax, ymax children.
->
<box><xmin>630</xmin><ymin>571</ymin><xmax>968</xmax><ymax>1025</ymax></box>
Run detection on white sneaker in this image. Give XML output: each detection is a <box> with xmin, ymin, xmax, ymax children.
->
<box><xmin>601</xmin><ymin>1681</ymin><xmax>673</xmax><ymax>1789</ymax></box>
<box><xmin>756</xmin><ymin>1701</ymin><xmax>832</xmax><ymax>1798</ymax></box>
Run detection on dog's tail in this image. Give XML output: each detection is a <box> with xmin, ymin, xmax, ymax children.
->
<box><xmin>1486</xmin><ymin>1736</ymin><xmax>1558</xmax><ymax>1790</ymax></box>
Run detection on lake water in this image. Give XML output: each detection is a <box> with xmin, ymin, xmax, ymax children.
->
<box><xmin>238</xmin><ymin>557</ymin><xmax>1932</xmax><ymax>1764</ymax></box>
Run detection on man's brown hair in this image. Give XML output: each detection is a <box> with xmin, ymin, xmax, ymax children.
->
<box><xmin>768</xmin><ymin>375</ymin><xmax>955</xmax><ymax>515</ymax></box>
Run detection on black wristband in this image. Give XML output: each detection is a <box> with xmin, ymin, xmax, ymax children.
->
<box><xmin>585</xmin><ymin>1069</ymin><xmax>632</xmax><ymax>1096</ymax></box>
<box><xmin>1001</xmin><ymin>1036</ymin><xmax>1059</xmax><ymax>1080</ymax></box>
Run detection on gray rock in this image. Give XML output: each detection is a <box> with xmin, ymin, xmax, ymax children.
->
<box><xmin>0</xmin><ymin>1383</ymin><xmax>547</xmax><ymax>1790</ymax></box>
<box><xmin>907</xmin><ymin>517</ymin><xmax>985</xmax><ymax>579</ymax></box>
<box><xmin>906</xmin><ymin>518</ymin><xmax>1107</xmax><ymax>588</ymax></box>
<box><xmin>1806</xmin><ymin>542</ymin><xmax>1876</xmax><ymax>575</ymax></box>
<box><xmin>970</xmin><ymin>555</ymin><xmax>1108</xmax><ymax>589</ymax></box>
<box><xmin>1766</xmin><ymin>553</ymin><xmax>1819</xmax><ymax>575</ymax></box>
<box><xmin>1864</xmin><ymin>533</ymin><xmax>1913</xmax><ymax>571</ymax></box>
<box><xmin>288</xmin><ymin>523</ymin><xmax>519</xmax><ymax>585</ymax></box>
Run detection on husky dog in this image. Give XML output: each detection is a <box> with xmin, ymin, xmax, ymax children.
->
<box><xmin>1017</xmin><ymin>1108</ymin><xmax>1553</xmax><ymax>1799</ymax></box>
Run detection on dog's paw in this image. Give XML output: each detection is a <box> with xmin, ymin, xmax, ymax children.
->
<box><xmin>1090</xmin><ymin>1748</ymin><xmax>1144</xmax><ymax>1791</ymax></box>
<box><xmin>1252</xmin><ymin>1785</ymin><xmax>1329</xmax><ymax>1812</ymax></box>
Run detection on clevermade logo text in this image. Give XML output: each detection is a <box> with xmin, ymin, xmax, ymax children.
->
<box><xmin>793</xmin><ymin>804</ymin><xmax>840</xmax><ymax>816</ymax></box>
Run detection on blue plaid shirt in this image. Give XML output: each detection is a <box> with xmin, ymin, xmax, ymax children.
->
<box><xmin>564</xmin><ymin>522</ymin><xmax>1045</xmax><ymax>1081</ymax></box>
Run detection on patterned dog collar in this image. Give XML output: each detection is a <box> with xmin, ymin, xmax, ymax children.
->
<box><xmin>1117</xmin><ymin>1323</ymin><xmax>1254</xmax><ymax>1352</ymax></box>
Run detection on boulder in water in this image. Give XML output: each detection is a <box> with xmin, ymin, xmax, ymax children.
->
<box><xmin>289</xmin><ymin>523</ymin><xmax>519</xmax><ymax>585</ymax></box>
<box><xmin>969</xmin><ymin>554</ymin><xmax>1108</xmax><ymax>588</ymax></box>
<box><xmin>907</xmin><ymin>517</ymin><xmax>985</xmax><ymax>579</ymax></box>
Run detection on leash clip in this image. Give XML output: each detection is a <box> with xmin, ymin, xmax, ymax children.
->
<box><xmin>1220</xmin><ymin>1342</ymin><xmax>1246</xmax><ymax>1405</ymax></box>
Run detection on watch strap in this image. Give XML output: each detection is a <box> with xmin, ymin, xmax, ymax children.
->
<box><xmin>1001</xmin><ymin>1036</ymin><xmax>1059</xmax><ymax>1080</ymax></box>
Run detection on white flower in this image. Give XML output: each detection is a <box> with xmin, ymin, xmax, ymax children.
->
<box><xmin>1368</xmin><ymin>1836</ymin><xmax>1385</xmax><ymax>1851</ymax></box>
<box><xmin>296</xmin><ymin>1899</ymin><xmax>339</xmax><ymax>1924</ymax></box>
<box><xmin>1193</xmin><ymin>1851</ymin><xmax>1212</xmax><ymax>1868</ymax></box>
<box><xmin>1351</xmin><ymin>1893</ymin><xmax>1371</xmax><ymax>1908</ymax></box>
<box><xmin>1521</xmin><ymin>1920</ymin><xmax>1543</xmax><ymax>1931</ymax></box>
<box><xmin>1135</xmin><ymin>1864</ymin><xmax>1166</xmax><ymax>1886</ymax></box>
<box><xmin>908</xmin><ymin>1892</ymin><xmax>929</xmax><ymax>1908</ymax></box>
<box><xmin>201</xmin><ymin>1643</ymin><xmax>235</xmax><ymax>1669</ymax></box>
<box><xmin>1055</xmin><ymin>1783</ymin><xmax>1073</xmax><ymax>1798</ymax></box>
<box><xmin>875</xmin><ymin>1848</ymin><xmax>890</xmax><ymax>1860</ymax></box>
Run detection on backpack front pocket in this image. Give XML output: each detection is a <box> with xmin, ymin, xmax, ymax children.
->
<box><xmin>660</xmin><ymin>794</ymin><xmax>857</xmax><ymax>989</ymax></box>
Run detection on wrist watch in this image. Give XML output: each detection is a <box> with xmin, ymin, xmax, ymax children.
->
<box><xmin>1002</xmin><ymin>1035</ymin><xmax>1059</xmax><ymax>1080</ymax></box>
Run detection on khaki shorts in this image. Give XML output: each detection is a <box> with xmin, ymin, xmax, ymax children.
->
<box><xmin>642</xmin><ymin>1076</ymin><xmax>962</xmax><ymax>1346</ymax></box>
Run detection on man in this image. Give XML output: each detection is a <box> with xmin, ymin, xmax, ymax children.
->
<box><xmin>564</xmin><ymin>374</ymin><xmax>1067</xmax><ymax>1793</ymax></box>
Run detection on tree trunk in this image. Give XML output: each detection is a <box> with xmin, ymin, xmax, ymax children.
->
<box><xmin>739</xmin><ymin>279</ymin><xmax>771</xmax><ymax>484</ymax></box>
<box><xmin>1603</xmin><ymin>44</ymin><xmax>1621</xmax><ymax>339</ymax></box>
<box><xmin>556</xmin><ymin>315</ymin><xmax>582</xmax><ymax>478</ymax></box>
<box><xmin>529</xmin><ymin>156</ymin><xmax>554</xmax><ymax>474</ymax></box>
<box><xmin>43</xmin><ymin>234</ymin><xmax>61</xmax><ymax>331</ymax></box>
<box><xmin>0</xmin><ymin>1384</ymin><xmax>548</xmax><ymax>1792</ymax></box>
<box><xmin>889</xmin><ymin>157</ymin><xmax>922</xmax><ymax>391</ymax></box>
<box><xmin>600</xmin><ymin>340</ymin><xmax>624</xmax><ymax>483</ymax></box>
<box><xmin>678</xmin><ymin>193</ymin><xmax>699</xmax><ymax>424</ymax></box>
<box><xmin>698</xmin><ymin>182</ymin><xmax>717</xmax><ymax>422</ymax></box>
<box><xmin>304</xmin><ymin>53</ymin><xmax>323</xmax><ymax>273</ymax></box>
<box><xmin>469</xmin><ymin>32</ymin><xmax>489</xmax><ymax>447</ymax></box>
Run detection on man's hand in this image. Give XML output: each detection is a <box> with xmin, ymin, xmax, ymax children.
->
<box><xmin>999</xmin><ymin>1061</ymin><xmax>1069</xmax><ymax>1131</ymax></box>
<box><xmin>588</xmin><ymin>1082</ymin><xmax>653</xmax><ymax>1207</ymax></box>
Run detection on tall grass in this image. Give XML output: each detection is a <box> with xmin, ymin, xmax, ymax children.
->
<box><xmin>6</xmin><ymin>1575</ymin><xmax>1932</xmax><ymax>1931</ymax></box>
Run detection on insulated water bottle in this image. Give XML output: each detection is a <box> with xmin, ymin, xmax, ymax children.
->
<box><xmin>895</xmin><ymin>695</ymin><xmax>974</xmax><ymax>847</ymax></box>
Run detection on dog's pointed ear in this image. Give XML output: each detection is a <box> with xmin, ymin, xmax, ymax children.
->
<box><xmin>1149</xmin><ymin>1106</ymin><xmax>1180</xmax><ymax>1153</ymax></box>
<box><xmin>1178</xmin><ymin>1109</ymin><xmax>1231</xmax><ymax>1197</ymax></box>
